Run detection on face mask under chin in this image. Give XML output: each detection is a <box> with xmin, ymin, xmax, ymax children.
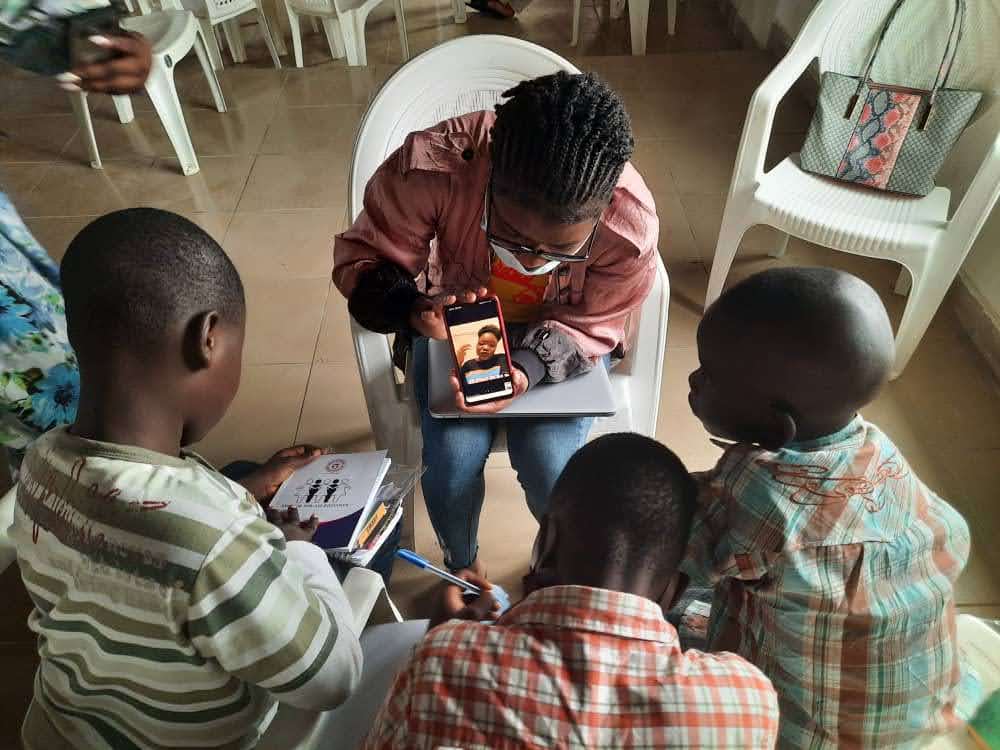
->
<box><xmin>490</xmin><ymin>242</ymin><xmax>562</xmax><ymax>276</ymax></box>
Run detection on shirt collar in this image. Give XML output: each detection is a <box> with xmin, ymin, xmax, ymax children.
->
<box><xmin>785</xmin><ymin>414</ymin><xmax>866</xmax><ymax>452</ymax></box>
<box><xmin>499</xmin><ymin>585</ymin><xmax>679</xmax><ymax>646</ymax></box>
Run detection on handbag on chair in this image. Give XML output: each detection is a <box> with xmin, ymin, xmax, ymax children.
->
<box><xmin>799</xmin><ymin>0</ymin><xmax>981</xmax><ymax>197</ymax></box>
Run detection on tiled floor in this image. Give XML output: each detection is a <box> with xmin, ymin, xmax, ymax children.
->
<box><xmin>1</xmin><ymin>0</ymin><xmax>999</xmax><ymax>742</ymax></box>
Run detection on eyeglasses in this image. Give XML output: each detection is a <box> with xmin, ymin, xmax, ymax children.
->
<box><xmin>484</xmin><ymin>177</ymin><xmax>598</xmax><ymax>264</ymax></box>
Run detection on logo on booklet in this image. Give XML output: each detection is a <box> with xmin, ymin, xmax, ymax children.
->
<box><xmin>326</xmin><ymin>458</ymin><xmax>345</xmax><ymax>474</ymax></box>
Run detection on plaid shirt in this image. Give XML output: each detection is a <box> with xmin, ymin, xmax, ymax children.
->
<box><xmin>362</xmin><ymin>585</ymin><xmax>779</xmax><ymax>749</ymax></box>
<box><xmin>682</xmin><ymin>416</ymin><xmax>971</xmax><ymax>749</ymax></box>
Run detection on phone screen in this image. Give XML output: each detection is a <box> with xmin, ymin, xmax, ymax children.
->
<box><xmin>445</xmin><ymin>297</ymin><xmax>514</xmax><ymax>406</ymax></box>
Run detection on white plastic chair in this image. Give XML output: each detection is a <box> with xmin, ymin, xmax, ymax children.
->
<box><xmin>71</xmin><ymin>6</ymin><xmax>227</xmax><ymax>176</ymax></box>
<box><xmin>704</xmin><ymin>0</ymin><xmax>1000</xmax><ymax>378</ymax></box>
<box><xmin>284</xmin><ymin>0</ymin><xmax>408</xmax><ymax>68</ymax></box>
<box><xmin>922</xmin><ymin>614</ymin><xmax>1000</xmax><ymax>749</ymax></box>
<box><xmin>347</xmin><ymin>36</ymin><xmax>670</xmax><ymax>543</ymax></box>
<box><xmin>572</xmin><ymin>0</ymin><xmax>678</xmax><ymax>54</ymax></box>
<box><xmin>178</xmin><ymin>0</ymin><xmax>283</xmax><ymax>70</ymax></box>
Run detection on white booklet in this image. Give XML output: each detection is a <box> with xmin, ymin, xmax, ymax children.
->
<box><xmin>270</xmin><ymin>451</ymin><xmax>390</xmax><ymax>551</ymax></box>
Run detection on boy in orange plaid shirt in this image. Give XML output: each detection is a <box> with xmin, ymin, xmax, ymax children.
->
<box><xmin>363</xmin><ymin>433</ymin><xmax>780</xmax><ymax>749</ymax></box>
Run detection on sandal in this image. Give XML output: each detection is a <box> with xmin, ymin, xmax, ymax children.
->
<box><xmin>466</xmin><ymin>0</ymin><xmax>515</xmax><ymax>19</ymax></box>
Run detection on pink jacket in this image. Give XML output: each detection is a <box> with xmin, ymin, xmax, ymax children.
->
<box><xmin>334</xmin><ymin>111</ymin><xmax>659</xmax><ymax>378</ymax></box>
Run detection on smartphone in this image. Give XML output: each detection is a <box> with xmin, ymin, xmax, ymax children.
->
<box><xmin>68</xmin><ymin>4</ymin><xmax>124</xmax><ymax>69</ymax></box>
<box><xmin>444</xmin><ymin>296</ymin><xmax>515</xmax><ymax>407</ymax></box>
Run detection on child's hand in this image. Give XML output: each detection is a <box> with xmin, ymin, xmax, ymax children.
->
<box><xmin>430</xmin><ymin>571</ymin><xmax>500</xmax><ymax>627</ymax></box>
<box><xmin>266</xmin><ymin>506</ymin><xmax>320</xmax><ymax>543</ymax></box>
<box><xmin>239</xmin><ymin>445</ymin><xmax>326</xmax><ymax>503</ymax></box>
<box><xmin>409</xmin><ymin>287</ymin><xmax>489</xmax><ymax>340</ymax></box>
<box><xmin>63</xmin><ymin>33</ymin><xmax>152</xmax><ymax>94</ymax></box>
<box><xmin>450</xmin><ymin>367</ymin><xmax>527</xmax><ymax>414</ymax></box>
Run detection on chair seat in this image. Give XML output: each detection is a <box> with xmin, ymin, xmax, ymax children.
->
<box><xmin>122</xmin><ymin>10</ymin><xmax>198</xmax><ymax>54</ymax></box>
<box><xmin>755</xmin><ymin>155</ymin><xmax>952</xmax><ymax>259</ymax></box>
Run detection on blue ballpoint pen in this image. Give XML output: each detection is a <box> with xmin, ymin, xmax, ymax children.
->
<box><xmin>396</xmin><ymin>548</ymin><xmax>483</xmax><ymax>596</ymax></box>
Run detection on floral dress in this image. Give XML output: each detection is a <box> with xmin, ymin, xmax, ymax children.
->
<box><xmin>0</xmin><ymin>191</ymin><xmax>78</xmax><ymax>463</ymax></box>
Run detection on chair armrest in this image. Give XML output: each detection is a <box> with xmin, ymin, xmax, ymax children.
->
<box><xmin>949</xmin><ymin>133</ymin><xmax>1000</xmax><ymax>243</ymax></box>
<box><xmin>729</xmin><ymin>0</ymin><xmax>842</xmax><ymax>193</ymax></box>
<box><xmin>342</xmin><ymin>566</ymin><xmax>404</xmax><ymax>632</ymax></box>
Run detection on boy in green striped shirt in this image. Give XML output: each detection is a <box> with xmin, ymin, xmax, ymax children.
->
<box><xmin>11</xmin><ymin>209</ymin><xmax>363</xmax><ymax>750</ymax></box>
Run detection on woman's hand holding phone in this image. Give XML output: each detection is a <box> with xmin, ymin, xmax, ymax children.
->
<box><xmin>409</xmin><ymin>287</ymin><xmax>489</xmax><ymax>339</ymax></box>
<box><xmin>450</xmin><ymin>366</ymin><xmax>528</xmax><ymax>415</ymax></box>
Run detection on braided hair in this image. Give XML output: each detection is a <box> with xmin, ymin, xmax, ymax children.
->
<box><xmin>491</xmin><ymin>71</ymin><xmax>634</xmax><ymax>224</ymax></box>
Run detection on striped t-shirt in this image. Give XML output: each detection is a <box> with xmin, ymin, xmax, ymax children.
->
<box><xmin>11</xmin><ymin>427</ymin><xmax>362</xmax><ymax>750</ymax></box>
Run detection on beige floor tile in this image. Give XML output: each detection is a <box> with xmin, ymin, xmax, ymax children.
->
<box><xmin>18</xmin><ymin>160</ymin><xmax>140</xmax><ymax>217</ymax></box>
<box><xmin>238</xmin><ymin>153</ymin><xmax>349</xmax><ymax>211</ymax></box>
<box><xmin>243</xmin><ymin>277</ymin><xmax>330</xmax><ymax>364</ymax></box>
<box><xmin>0</xmin><ymin>114</ymin><xmax>79</xmax><ymax>163</ymax></box>
<box><xmin>260</xmin><ymin>105</ymin><xmax>365</xmax><ymax>157</ymax></box>
<box><xmin>0</xmin><ymin>164</ymin><xmax>51</xmax><ymax>208</ymax></box>
<box><xmin>0</xmin><ymin>77</ymin><xmax>77</xmax><ymax>117</ymax></box>
<box><xmin>679</xmin><ymin>192</ymin><xmax>781</xmax><ymax>262</ymax></box>
<box><xmin>177</xmin><ymin>67</ymin><xmax>287</xmax><ymax>113</ymax></box>
<box><xmin>618</xmin><ymin>88</ymin><xmax>701</xmax><ymax>140</ymax></box>
<box><xmin>313</xmin><ymin>293</ymin><xmax>356</xmax><ymax>367</ymax></box>
<box><xmin>295</xmin><ymin>363</ymin><xmax>374</xmax><ymax>449</ymax></box>
<box><xmin>667</xmin><ymin>132</ymin><xmax>740</xmax><ymax>194</ymax></box>
<box><xmin>656</xmin><ymin>345</ymin><xmax>722</xmax><ymax>472</ymax></box>
<box><xmin>102</xmin><ymin>155</ymin><xmax>255</xmax><ymax>214</ymax></box>
<box><xmin>280</xmin><ymin>68</ymin><xmax>379</xmax><ymax>107</ymax></box>
<box><xmin>23</xmin><ymin>216</ymin><xmax>94</xmax><ymax>262</ymax></box>
<box><xmin>181</xmin><ymin>211</ymin><xmax>235</xmax><ymax>245</ymax></box>
<box><xmin>224</xmin><ymin>209</ymin><xmax>339</xmax><ymax>280</ymax></box>
<box><xmin>632</xmin><ymin>140</ymin><xmax>699</xmax><ymax>261</ymax></box>
<box><xmin>194</xmin><ymin>362</ymin><xmax>311</xmax><ymax>465</ymax></box>
<box><xmin>664</xmin><ymin>261</ymin><xmax>708</xmax><ymax>350</ymax></box>
<box><xmin>65</xmin><ymin>105</ymin><xmax>276</xmax><ymax>161</ymax></box>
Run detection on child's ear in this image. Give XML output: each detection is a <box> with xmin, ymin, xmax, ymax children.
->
<box><xmin>761</xmin><ymin>404</ymin><xmax>797</xmax><ymax>451</ymax></box>
<box><xmin>182</xmin><ymin>310</ymin><xmax>221</xmax><ymax>371</ymax></box>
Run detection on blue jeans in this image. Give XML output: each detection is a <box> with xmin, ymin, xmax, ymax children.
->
<box><xmin>412</xmin><ymin>337</ymin><xmax>595</xmax><ymax>571</ymax></box>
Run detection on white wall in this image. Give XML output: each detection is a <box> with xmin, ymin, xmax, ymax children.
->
<box><xmin>728</xmin><ymin>0</ymin><xmax>1000</xmax><ymax>329</ymax></box>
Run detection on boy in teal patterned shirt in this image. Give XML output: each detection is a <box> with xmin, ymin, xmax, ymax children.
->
<box><xmin>685</xmin><ymin>267</ymin><xmax>972</xmax><ymax>748</ymax></box>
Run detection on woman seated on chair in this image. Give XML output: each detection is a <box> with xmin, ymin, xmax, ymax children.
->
<box><xmin>333</xmin><ymin>72</ymin><xmax>659</xmax><ymax>579</ymax></box>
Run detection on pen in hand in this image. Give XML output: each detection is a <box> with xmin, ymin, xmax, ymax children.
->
<box><xmin>395</xmin><ymin>548</ymin><xmax>483</xmax><ymax>596</ymax></box>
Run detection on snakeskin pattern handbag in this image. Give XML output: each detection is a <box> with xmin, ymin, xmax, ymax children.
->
<box><xmin>799</xmin><ymin>0</ymin><xmax>981</xmax><ymax>196</ymax></box>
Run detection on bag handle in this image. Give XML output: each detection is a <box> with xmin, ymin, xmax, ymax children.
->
<box><xmin>849</xmin><ymin>0</ymin><xmax>966</xmax><ymax>125</ymax></box>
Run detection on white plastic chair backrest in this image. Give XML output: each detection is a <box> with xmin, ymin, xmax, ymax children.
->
<box><xmin>957</xmin><ymin>614</ymin><xmax>1000</xmax><ymax>695</ymax></box>
<box><xmin>180</xmin><ymin>0</ymin><xmax>250</xmax><ymax>21</ymax></box>
<box><xmin>0</xmin><ymin>487</ymin><xmax>18</xmax><ymax>574</ymax></box>
<box><xmin>809</xmin><ymin>0</ymin><xmax>1000</xmax><ymax>200</ymax></box>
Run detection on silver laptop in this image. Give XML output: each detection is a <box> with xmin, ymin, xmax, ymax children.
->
<box><xmin>428</xmin><ymin>338</ymin><xmax>617</xmax><ymax>419</ymax></box>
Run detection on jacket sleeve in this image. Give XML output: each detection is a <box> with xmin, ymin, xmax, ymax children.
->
<box><xmin>333</xmin><ymin>139</ymin><xmax>451</xmax><ymax>315</ymax></box>
<box><xmin>519</xmin><ymin>234</ymin><xmax>658</xmax><ymax>384</ymax></box>
<box><xmin>188</xmin><ymin>516</ymin><xmax>363</xmax><ymax>711</ymax></box>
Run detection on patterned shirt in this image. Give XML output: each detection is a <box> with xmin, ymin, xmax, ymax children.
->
<box><xmin>363</xmin><ymin>585</ymin><xmax>780</xmax><ymax>749</ymax></box>
<box><xmin>682</xmin><ymin>416</ymin><xmax>971</xmax><ymax>749</ymax></box>
<box><xmin>13</xmin><ymin>427</ymin><xmax>363</xmax><ymax>750</ymax></box>
<box><xmin>0</xmin><ymin>191</ymin><xmax>78</xmax><ymax>457</ymax></box>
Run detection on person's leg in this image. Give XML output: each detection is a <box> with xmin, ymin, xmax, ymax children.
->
<box><xmin>506</xmin><ymin>413</ymin><xmax>594</xmax><ymax>521</ymax></box>
<box><xmin>412</xmin><ymin>338</ymin><xmax>495</xmax><ymax>571</ymax></box>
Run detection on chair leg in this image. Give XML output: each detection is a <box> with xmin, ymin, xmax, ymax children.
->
<box><xmin>286</xmin><ymin>2</ymin><xmax>305</xmax><ymax>67</ymax></box>
<box><xmin>223</xmin><ymin>18</ymin><xmax>247</xmax><ymax>63</ymax></box>
<box><xmin>309</xmin><ymin>16</ymin><xmax>320</xmax><ymax>32</ymax></box>
<box><xmin>68</xmin><ymin>92</ymin><xmax>102</xmax><ymax>169</ymax></box>
<box><xmin>768</xmin><ymin>231</ymin><xmax>790</xmax><ymax>258</ymax></box>
<box><xmin>393</xmin><ymin>0</ymin><xmax>409</xmax><ymax>62</ymax></box>
<box><xmin>453</xmin><ymin>0</ymin><xmax>467</xmax><ymax>23</ymax></box>
<box><xmin>893</xmin><ymin>267</ymin><xmax>912</xmax><ymax>296</ymax></box>
<box><xmin>891</xmin><ymin>254</ymin><xmax>948</xmax><ymax>378</ymax></box>
<box><xmin>667</xmin><ymin>0</ymin><xmax>677</xmax><ymax>35</ymax></box>
<box><xmin>335</xmin><ymin>11</ymin><xmax>364</xmax><ymax>66</ymax></box>
<box><xmin>705</xmin><ymin>211</ymin><xmax>752</xmax><ymax>309</ymax></box>
<box><xmin>628</xmin><ymin>0</ymin><xmax>649</xmax><ymax>55</ymax></box>
<box><xmin>571</xmin><ymin>0</ymin><xmax>581</xmax><ymax>46</ymax></box>
<box><xmin>199</xmin><ymin>17</ymin><xmax>225</xmax><ymax>70</ymax></box>
<box><xmin>112</xmin><ymin>95</ymin><xmax>135</xmax><ymax>124</ymax></box>
<box><xmin>254</xmin><ymin>1</ymin><xmax>284</xmax><ymax>69</ymax></box>
<box><xmin>145</xmin><ymin>61</ymin><xmax>200</xmax><ymax>176</ymax></box>
<box><xmin>321</xmin><ymin>17</ymin><xmax>346</xmax><ymax>61</ymax></box>
<box><xmin>194</xmin><ymin>30</ymin><xmax>228</xmax><ymax>113</ymax></box>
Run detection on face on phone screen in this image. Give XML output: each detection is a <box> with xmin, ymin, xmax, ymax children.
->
<box><xmin>445</xmin><ymin>299</ymin><xmax>514</xmax><ymax>405</ymax></box>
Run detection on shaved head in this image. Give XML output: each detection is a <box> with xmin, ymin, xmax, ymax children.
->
<box><xmin>690</xmin><ymin>267</ymin><xmax>895</xmax><ymax>447</ymax></box>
